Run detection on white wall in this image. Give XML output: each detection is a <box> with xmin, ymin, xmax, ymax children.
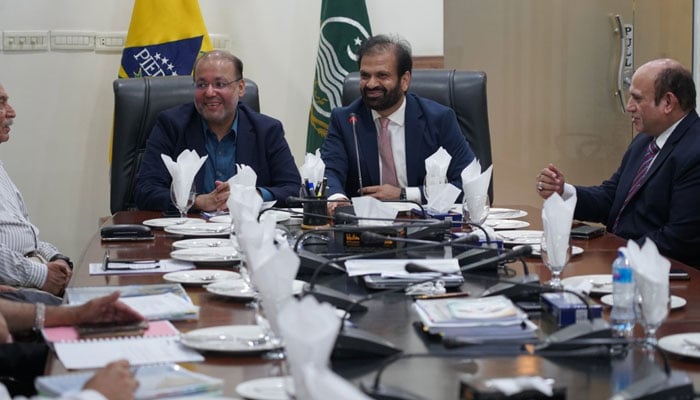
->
<box><xmin>0</xmin><ymin>0</ymin><xmax>443</xmax><ymax>260</ymax></box>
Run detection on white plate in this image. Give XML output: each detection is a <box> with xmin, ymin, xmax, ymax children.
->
<box><xmin>142</xmin><ymin>217</ymin><xmax>202</xmax><ymax>228</ymax></box>
<box><xmin>163</xmin><ymin>269</ymin><xmax>240</xmax><ymax>285</ymax></box>
<box><xmin>172</xmin><ymin>238</ymin><xmax>236</xmax><ymax>249</ymax></box>
<box><xmin>497</xmin><ymin>230</ymin><xmax>543</xmax><ymax>245</ymax></box>
<box><xmin>484</xmin><ymin>219</ymin><xmax>530</xmax><ymax>230</ymax></box>
<box><xmin>514</xmin><ymin>244</ymin><xmax>584</xmax><ymax>257</ymax></box>
<box><xmin>488</xmin><ymin>208</ymin><xmax>528</xmax><ymax>219</ymax></box>
<box><xmin>170</xmin><ymin>247</ymin><xmax>241</xmax><ymax>265</ymax></box>
<box><xmin>658</xmin><ymin>333</ymin><xmax>700</xmax><ymax>359</ymax></box>
<box><xmin>205</xmin><ymin>279</ymin><xmax>306</xmax><ymax>300</ymax></box>
<box><xmin>164</xmin><ymin>223</ymin><xmax>231</xmax><ymax>237</ymax></box>
<box><xmin>560</xmin><ymin>274</ymin><xmax>613</xmax><ymax>294</ymax></box>
<box><xmin>600</xmin><ymin>294</ymin><xmax>686</xmax><ymax>309</ymax></box>
<box><xmin>236</xmin><ymin>376</ymin><xmax>294</xmax><ymax>400</ymax></box>
<box><xmin>181</xmin><ymin>325</ymin><xmax>283</xmax><ymax>354</ymax></box>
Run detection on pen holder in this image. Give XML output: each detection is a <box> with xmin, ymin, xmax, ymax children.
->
<box><xmin>301</xmin><ymin>197</ymin><xmax>329</xmax><ymax>229</ymax></box>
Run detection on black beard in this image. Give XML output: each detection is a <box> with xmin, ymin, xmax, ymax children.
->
<box><xmin>361</xmin><ymin>84</ymin><xmax>402</xmax><ymax>112</ymax></box>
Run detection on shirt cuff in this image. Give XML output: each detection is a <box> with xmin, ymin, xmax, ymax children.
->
<box><xmin>562</xmin><ymin>183</ymin><xmax>576</xmax><ymax>200</ymax></box>
<box><xmin>328</xmin><ymin>193</ymin><xmax>349</xmax><ymax>201</ymax></box>
<box><xmin>24</xmin><ymin>260</ymin><xmax>48</xmax><ymax>289</ymax></box>
<box><xmin>257</xmin><ymin>187</ymin><xmax>274</xmax><ymax>202</ymax></box>
<box><xmin>406</xmin><ymin>187</ymin><xmax>421</xmax><ymax>203</ymax></box>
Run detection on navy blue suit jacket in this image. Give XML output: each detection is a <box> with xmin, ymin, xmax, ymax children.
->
<box><xmin>321</xmin><ymin>93</ymin><xmax>475</xmax><ymax>200</ymax></box>
<box><xmin>575</xmin><ymin>111</ymin><xmax>700</xmax><ymax>266</ymax></box>
<box><xmin>134</xmin><ymin>102</ymin><xmax>300</xmax><ymax>210</ymax></box>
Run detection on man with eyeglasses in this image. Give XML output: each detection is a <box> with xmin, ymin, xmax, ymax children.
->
<box><xmin>135</xmin><ymin>50</ymin><xmax>300</xmax><ymax>212</ymax></box>
<box><xmin>0</xmin><ymin>83</ymin><xmax>73</xmax><ymax>298</ymax></box>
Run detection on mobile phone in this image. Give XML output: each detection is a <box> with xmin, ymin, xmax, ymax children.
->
<box><xmin>570</xmin><ymin>224</ymin><xmax>605</xmax><ymax>239</ymax></box>
<box><xmin>669</xmin><ymin>268</ymin><xmax>690</xmax><ymax>280</ymax></box>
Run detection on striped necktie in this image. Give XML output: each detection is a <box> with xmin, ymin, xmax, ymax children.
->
<box><xmin>612</xmin><ymin>140</ymin><xmax>660</xmax><ymax>233</ymax></box>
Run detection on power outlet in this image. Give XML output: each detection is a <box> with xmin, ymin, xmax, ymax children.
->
<box><xmin>50</xmin><ymin>30</ymin><xmax>95</xmax><ymax>51</ymax></box>
<box><xmin>95</xmin><ymin>32</ymin><xmax>126</xmax><ymax>52</ymax></box>
<box><xmin>209</xmin><ymin>34</ymin><xmax>231</xmax><ymax>50</ymax></box>
<box><xmin>3</xmin><ymin>30</ymin><xmax>50</xmax><ymax>51</ymax></box>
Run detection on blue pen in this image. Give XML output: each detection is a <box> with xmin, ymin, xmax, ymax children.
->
<box><xmin>307</xmin><ymin>181</ymin><xmax>315</xmax><ymax>197</ymax></box>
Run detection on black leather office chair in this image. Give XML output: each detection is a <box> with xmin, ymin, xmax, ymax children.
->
<box><xmin>342</xmin><ymin>69</ymin><xmax>493</xmax><ymax>201</ymax></box>
<box><xmin>110</xmin><ymin>75</ymin><xmax>260</xmax><ymax>214</ymax></box>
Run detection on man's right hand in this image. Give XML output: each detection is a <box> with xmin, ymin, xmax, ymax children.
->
<box><xmin>83</xmin><ymin>360</ymin><xmax>138</xmax><ymax>400</ymax></box>
<box><xmin>41</xmin><ymin>261</ymin><xmax>72</xmax><ymax>295</ymax></box>
<box><xmin>194</xmin><ymin>180</ymin><xmax>230</xmax><ymax>212</ymax></box>
<box><xmin>536</xmin><ymin>163</ymin><xmax>566</xmax><ymax>199</ymax></box>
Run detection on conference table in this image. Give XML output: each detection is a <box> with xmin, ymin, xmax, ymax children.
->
<box><xmin>48</xmin><ymin>206</ymin><xmax>700</xmax><ymax>399</ymax></box>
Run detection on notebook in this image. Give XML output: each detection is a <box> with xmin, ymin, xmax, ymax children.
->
<box><xmin>36</xmin><ymin>363</ymin><xmax>222</xmax><ymax>399</ymax></box>
<box><xmin>44</xmin><ymin>320</ymin><xmax>204</xmax><ymax>369</ymax></box>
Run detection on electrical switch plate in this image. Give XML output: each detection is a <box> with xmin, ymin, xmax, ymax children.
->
<box><xmin>95</xmin><ymin>32</ymin><xmax>126</xmax><ymax>52</ymax></box>
<box><xmin>209</xmin><ymin>34</ymin><xmax>231</xmax><ymax>50</ymax></box>
<box><xmin>3</xmin><ymin>30</ymin><xmax>50</xmax><ymax>51</ymax></box>
<box><xmin>50</xmin><ymin>30</ymin><xmax>95</xmax><ymax>50</ymax></box>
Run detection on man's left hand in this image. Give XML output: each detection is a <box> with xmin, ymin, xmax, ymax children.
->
<box><xmin>359</xmin><ymin>184</ymin><xmax>401</xmax><ymax>200</ymax></box>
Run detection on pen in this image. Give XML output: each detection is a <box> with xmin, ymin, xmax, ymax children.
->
<box><xmin>414</xmin><ymin>291</ymin><xmax>470</xmax><ymax>300</ymax></box>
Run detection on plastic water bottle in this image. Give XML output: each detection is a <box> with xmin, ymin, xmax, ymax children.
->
<box><xmin>611</xmin><ymin>248</ymin><xmax>635</xmax><ymax>337</ymax></box>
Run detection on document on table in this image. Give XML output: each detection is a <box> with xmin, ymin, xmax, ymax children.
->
<box><xmin>344</xmin><ymin>258</ymin><xmax>460</xmax><ymax>277</ymax></box>
<box><xmin>89</xmin><ymin>259</ymin><xmax>194</xmax><ymax>275</ymax></box>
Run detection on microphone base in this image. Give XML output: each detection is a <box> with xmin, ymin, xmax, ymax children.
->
<box><xmin>304</xmin><ymin>284</ymin><xmax>368</xmax><ymax>312</ymax></box>
<box><xmin>480</xmin><ymin>274</ymin><xmax>541</xmax><ymax>301</ymax></box>
<box><xmin>333</xmin><ymin>326</ymin><xmax>402</xmax><ymax>359</ymax></box>
<box><xmin>359</xmin><ymin>382</ymin><xmax>424</xmax><ymax>400</ymax></box>
<box><xmin>535</xmin><ymin>319</ymin><xmax>613</xmax><ymax>353</ymax></box>
<box><xmin>611</xmin><ymin>370</ymin><xmax>694</xmax><ymax>400</ymax></box>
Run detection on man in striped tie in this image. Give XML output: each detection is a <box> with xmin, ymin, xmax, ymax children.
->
<box><xmin>536</xmin><ymin>59</ymin><xmax>700</xmax><ymax>267</ymax></box>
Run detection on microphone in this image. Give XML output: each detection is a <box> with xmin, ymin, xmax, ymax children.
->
<box><xmin>406</xmin><ymin>244</ymin><xmax>533</xmax><ymax>275</ymax></box>
<box><xmin>349</xmin><ymin>112</ymin><xmax>364</xmax><ymax>196</ymax></box>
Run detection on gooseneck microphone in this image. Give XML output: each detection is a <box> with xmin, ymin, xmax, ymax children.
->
<box><xmin>349</xmin><ymin>112</ymin><xmax>364</xmax><ymax>195</ymax></box>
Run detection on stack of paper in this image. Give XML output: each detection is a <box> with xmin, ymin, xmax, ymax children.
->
<box><xmin>414</xmin><ymin>295</ymin><xmax>537</xmax><ymax>342</ymax></box>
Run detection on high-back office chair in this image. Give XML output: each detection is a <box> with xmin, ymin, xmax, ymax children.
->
<box><xmin>110</xmin><ymin>75</ymin><xmax>260</xmax><ymax>214</ymax></box>
<box><xmin>342</xmin><ymin>69</ymin><xmax>493</xmax><ymax>201</ymax></box>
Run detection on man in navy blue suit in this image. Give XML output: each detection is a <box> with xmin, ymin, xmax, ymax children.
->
<box><xmin>321</xmin><ymin>35</ymin><xmax>475</xmax><ymax>212</ymax></box>
<box><xmin>135</xmin><ymin>50</ymin><xmax>300</xmax><ymax>212</ymax></box>
<box><xmin>537</xmin><ymin>59</ymin><xmax>700</xmax><ymax>266</ymax></box>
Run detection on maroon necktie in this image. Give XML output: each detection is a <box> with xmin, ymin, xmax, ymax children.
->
<box><xmin>612</xmin><ymin>140</ymin><xmax>660</xmax><ymax>233</ymax></box>
<box><xmin>378</xmin><ymin>117</ymin><xmax>399</xmax><ymax>186</ymax></box>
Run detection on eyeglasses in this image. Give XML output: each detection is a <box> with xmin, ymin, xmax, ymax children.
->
<box><xmin>194</xmin><ymin>78</ymin><xmax>242</xmax><ymax>91</ymax></box>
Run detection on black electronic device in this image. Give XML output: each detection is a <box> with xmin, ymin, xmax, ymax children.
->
<box><xmin>100</xmin><ymin>224</ymin><xmax>154</xmax><ymax>241</ymax></box>
<box><xmin>570</xmin><ymin>224</ymin><xmax>605</xmax><ymax>239</ymax></box>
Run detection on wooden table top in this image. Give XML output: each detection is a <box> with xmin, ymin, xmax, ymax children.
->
<box><xmin>48</xmin><ymin>207</ymin><xmax>700</xmax><ymax>399</ymax></box>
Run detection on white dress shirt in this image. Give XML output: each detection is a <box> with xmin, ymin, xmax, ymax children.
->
<box><xmin>0</xmin><ymin>161</ymin><xmax>57</xmax><ymax>288</ymax></box>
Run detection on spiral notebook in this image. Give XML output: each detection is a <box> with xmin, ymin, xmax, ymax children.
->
<box><xmin>45</xmin><ymin>320</ymin><xmax>204</xmax><ymax>369</ymax></box>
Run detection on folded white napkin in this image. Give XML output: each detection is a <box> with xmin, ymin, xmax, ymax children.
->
<box><xmin>277</xmin><ymin>296</ymin><xmax>342</xmax><ymax>400</ymax></box>
<box><xmin>485</xmin><ymin>376</ymin><xmax>554</xmax><ymax>397</ymax></box>
<box><xmin>227</xmin><ymin>163</ymin><xmax>257</xmax><ymax>187</ymax></box>
<box><xmin>541</xmin><ymin>192</ymin><xmax>576</xmax><ymax>267</ymax></box>
<box><xmin>626</xmin><ymin>238</ymin><xmax>670</xmax><ymax>325</ymax></box>
<box><xmin>300</xmin><ymin>149</ymin><xmax>326</xmax><ymax>190</ymax></box>
<box><xmin>351</xmin><ymin>196</ymin><xmax>398</xmax><ymax>226</ymax></box>
<box><xmin>425</xmin><ymin>146</ymin><xmax>451</xmax><ymax>180</ymax></box>
<box><xmin>250</xmin><ymin>245</ymin><xmax>300</xmax><ymax>337</ymax></box>
<box><xmin>461</xmin><ymin>160</ymin><xmax>492</xmax><ymax>223</ymax></box>
<box><xmin>160</xmin><ymin>150</ymin><xmax>207</xmax><ymax>209</ymax></box>
<box><xmin>302</xmin><ymin>365</ymin><xmax>373</xmax><ymax>400</ymax></box>
<box><xmin>237</xmin><ymin>215</ymin><xmax>278</xmax><ymax>271</ymax></box>
<box><xmin>227</xmin><ymin>186</ymin><xmax>263</xmax><ymax>236</ymax></box>
<box><xmin>426</xmin><ymin>183</ymin><xmax>461</xmax><ymax>214</ymax></box>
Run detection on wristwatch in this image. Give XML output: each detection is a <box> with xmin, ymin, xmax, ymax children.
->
<box><xmin>50</xmin><ymin>254</ymin><xmax>73</xmax><ymax>270</ymax></box>
<box><xmin>400</xmin><ymin>187</ymin><xmax>407</xmax><ymax>200</ymax></box>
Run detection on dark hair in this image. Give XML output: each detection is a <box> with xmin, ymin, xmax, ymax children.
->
<box><xmin>654</xmin><ymin>64</ymin><xmax>696</xmax><ymax>111</ymax></box>
<box><xmin>193</xmin><ymin>50</ymin><xmax>244</xmax><ymax>80</ymax></box>
<box><xmin>357</xmin><ymin>34</ymin><xmax>413</xmax><ymax>77</ymax></box>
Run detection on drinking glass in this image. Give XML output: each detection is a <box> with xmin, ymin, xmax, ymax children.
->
<box><xmin>169</xmin><ymin>182</ymin><xmax>196</xmax><ymax>219</ymax></box>
<box><xmin>634</xmin><ymin>275</ymin><xmax>669</xmax><ymax>349</ymax></box>
<box><xmin>462</xmin><ymin>194</ymin><xmax>490</xmax><ymax>225</ymax></box>
<box><xmin>423</xmin><ymin>174</ymin><xmax>447</xmax><ymax>203</ymax></box>
<box><xmin>540</xmin><ymin>233</ymin><xmax>571</xmax><ymax>289</ymax></box>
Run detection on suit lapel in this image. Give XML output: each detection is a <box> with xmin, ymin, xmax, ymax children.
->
<box><xmin>357</xmin><ymin>106</ymin><xmax>380</xmax><ymax>186</ymax></box>
<box><xmin>404</xmin><ymin>95</ymin><xmax>424</xmax><ymax>184</ymax></box>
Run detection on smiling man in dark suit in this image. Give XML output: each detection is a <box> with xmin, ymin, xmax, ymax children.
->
<box><xmin>536</xmin><ymin>58</ymin><xmax>700</xmax><ymax>266</ymax></box>
<box><xmin>135</xmin><ymin>50</ymin><xmax>300</xmax><ymax>213</ymax></box>
<box><xmin>321</xmin><ymin>34</ymin><xmax>475</xmax><ymax>212</ymax></box>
